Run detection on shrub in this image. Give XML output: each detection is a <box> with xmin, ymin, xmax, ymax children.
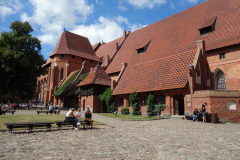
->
<box><xmin>99</xmin><ymin>87</ymin><xmax>116</xmax><ymax>113</ymax></box>
<box><xmin>121</xmin><ymin>106</ymin><xmax>130</xmax><ymax>115</ymax></box>
<box><xmin>129</xmin><ymin>87</ymin><xmax>141</xmax><ymax>116</ymax></box>
<box><xmin>147</xmin><ymin>93</ymin><xmax>155</xmax><ymax>116</ymax></box>
<box><xmin>155</xmin><ymin>104</ymin><xmax>166</xmax><ymax>117</ymax></box>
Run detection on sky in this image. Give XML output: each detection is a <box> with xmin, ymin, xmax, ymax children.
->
<box><xmin>0</xmin><ymin>0</ymin><xmax>206</xmax><ymax>60</ymax></box>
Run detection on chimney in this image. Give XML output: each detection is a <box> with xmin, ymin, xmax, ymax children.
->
<box><xmin>122</xmin><ymin>62</ymin><xmax>127</xmax><ymax>70</ymax></box>
<box><xmin>116</xmin><ymin>42</ymin><xmax>119</xmax><ymax>51</ymax></box>
<box><xmin>123</xmin><ymin>31</ymin><xmax>127</xmax><ymax>38</ymax></box>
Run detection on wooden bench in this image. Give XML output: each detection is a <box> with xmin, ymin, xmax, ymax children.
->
<box><xmin>32</xmin><ymin>107</ymin><xmax>45</xmax><ymax>110</ymax></box>
<box><xmin>36</xmin><ymin>110</ymin><xmax>58</xmax><ymax>115</ymax></box>
<box><xmin>185</xmin><ymin>114</ymin><xmax>211</xmax><ymax>122</ymax></box>
<box><xmin>4</xmin><ymin>122</ymin><xmax>54</xmax><ymax>133</ymax></box>
<box><xmin>54</xmin><ymin>120</ymin><xmax>94</xmax><ymax>130</ymax></box>
<box><xmin>1</xmin><ymin>111</ymin><xmax>16</xmax><ymax>115</ymax></box>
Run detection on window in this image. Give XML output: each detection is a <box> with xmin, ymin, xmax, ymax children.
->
<box><xmin>72</xmin><ymin>55</ymin><xmax>75</xmax><ymax>59</ymax></box>
<box><xmin>61</xmin><ymin>54</ymin><xmax>64</xmax><ymax>58</ymax></box>
<box><xmin>220</xmin><ymin>53</ymin><xmax>226</xmax><ymax>59</ymax></box>
<box><xmin>117</xmin><ymin>98</ymin><xmax>124</xmax><ymax>107</ymax></box>
<box><xmin>141</xmin><ymin>96</ymin><xmax>147</xmax><ymax>106</ymax></box>
<box><xmin>156</xmin><ymin>95</ymin><xmax>165</xmax><ymax>105</ymax></box>
<box><xmin>60</xmin><ymin>68</ymin><xmax>64</xmax><ymax>80</ymax></box>
<box><xmin>226</xmin><ymin>101</ymin><xmax>236</xmax><ymax>110</ymax></box>
<box><xmin>215</xmin><ymin>70</ymin><xmax>226</xmax><ymax>90</ymax></box>
<box><xmin>91</xmin><ymin>60</ymin><xmax>93</xmax><ymax>63</ymax></box>
<box><xmin>137</xmin><ymin>40</ymin><xmax>151</xmax><ymax>54</ymax></box>
<box><xmin>82</xmin><ymin>58</ymin><xmax>85</xmax><ymax>62</ymax></box>
<box><xmin>199</xmin><ymin>17</ymin><xmax>217</xmax><ymax>36</ymax></box>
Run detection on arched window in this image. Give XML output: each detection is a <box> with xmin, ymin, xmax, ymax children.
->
<box><xmin>60</xmin><ymin>68</ymin><xmax>64</xmax><ymax>80</ymax></box>
<box><xmin>117</xmin><ymin>98</ymin><xmax>124</xmax><ymax>107</ymax></box>
<box><xmin>156</xmin><ymin>95</ymin><xmax>165</xmax><ymax>105</ymax></box>
<box><xmin>215</xmin><ymin>70</ymin><xmax>226</xmax><ymax>90</ymax></box>
<box><xmin>141</xmin><ymin>96</ymin><xmax>147</xmax><ymax>106</ymax></box>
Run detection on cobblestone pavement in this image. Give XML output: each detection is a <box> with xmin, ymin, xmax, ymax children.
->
<box><xmin>1</xmin><ymin>112</ymin><xmax>240</xmax><ymax>160</ymax></box>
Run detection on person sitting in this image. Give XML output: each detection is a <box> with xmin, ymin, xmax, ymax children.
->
<box><xmin>65</xmin><ymin>108</ymin><xmax>79</xmax><ymax>131</ymax></box>
<box><xmin>83</xmin><ymin>109</ymin><xmax>93</xmax><ymax>129</ymax></box>
<box><xmin>76</xmin><ymin>108</ymin><xmax>82</xmax><ymax>129</ymax></box>
<box><xmin>193</xmin><ymin>109</ymin><xmax>198</xmax><ymax>122</ymax></box>
<box><xmin>48</xmin><ymin>103</ymin><xmax>54</xmax><ymax>113</ymax></box>
<box><xmin>55</xmin><ymin>105</ymin><xmax>60</xmax><ymax>115</ymax></box>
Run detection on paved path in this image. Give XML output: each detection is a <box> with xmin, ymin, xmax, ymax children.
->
<box><xmin>0</xmin><ymin>113</ymin><xmax>240</xmax><ymax>159</ymax></box>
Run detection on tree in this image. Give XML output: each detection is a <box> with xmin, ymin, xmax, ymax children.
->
<box><xmin>0</xmin><ymin>21</ymin><xmax>47</xmax><ymax>101</ymax></box>
<box><xmin>129</xmin><ymin>87</ymin><xmax>141</xmax><ymax>116</ymax></box>
<box><xmin>155</xmin><ymin>104</ymin><xmax>166</xmax><ymax>117</ymax></box>
<box><xmin>147</xmin><ymin>93</ymin><xmax>155</xmax><ymax>116</ymax></box>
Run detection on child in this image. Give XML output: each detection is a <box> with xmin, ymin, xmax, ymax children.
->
<box><xmin>76</xmin><ymin>108</ymin><xmax>82</xmax><ymax>129</ymax></box>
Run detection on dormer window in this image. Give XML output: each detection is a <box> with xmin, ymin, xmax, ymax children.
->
<box><xmin>199</xmin><ymin>17</ymin><xmax>217</xmax><ymax>36</ymax></box>
<box><xmin>220</xmin><ymin>53</ymin><xmax>226</xmax><ymax>59</ymax></box>
<box><xmin>137</xmin><ymin>40</ymin><xmax>151</xmax><ymax>54</ymax></box>
<box><xmin>61</xmin><ymin>54</ymin><xmax>64</xmax><ymax>58</ymax></box>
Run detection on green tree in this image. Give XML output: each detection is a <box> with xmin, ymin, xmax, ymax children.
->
<box><xmin>155</xmin><ymin>104</ymin><xmax>166</xmax><ymax>117</ymax></box>
<box><xmin>99</xmin><ymin>87</ymin><xmax>116</xmax><ymax>113</ymax></box>
<box><xmin>147</xmin><ymin>93</ymin><xmax>155</xmax><ymax>116</ymax></box>
<box><xmin>0</xmin><ymin>21</ymin><xmax>46</xmax><ymax>101</ymax></box>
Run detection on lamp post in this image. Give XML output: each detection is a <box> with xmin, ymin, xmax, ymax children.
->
<box><xmin>114</xmin><ymin>111</ymin><xmax>117</xmax><ymax>117</ymax></box>
<box><xmin>147</xmin><ymin>112</ymin><xmax>150</xmax><ymax>118</ymax></box>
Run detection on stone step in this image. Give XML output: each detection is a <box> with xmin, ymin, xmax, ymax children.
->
<box><xmin>171</xmin><ymin>115</ymin><xmax>185</xmax><ymax>119</ymax></box>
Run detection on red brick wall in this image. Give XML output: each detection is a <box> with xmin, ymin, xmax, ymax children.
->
<box><xmin>207</xmin><ymin>44</ymin><xmax>240</xmax><ymax>90</ymax></box>
<box><xmin>80</xmin><ymin>95</ymin><xmax>103</xmax><ymax>113</ymax></box>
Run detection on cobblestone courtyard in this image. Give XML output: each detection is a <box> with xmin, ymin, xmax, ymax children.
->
<box><xmin>0</xmin><ymin>111</ymin><xmax>240</xmax><ymax>159</ymax></box>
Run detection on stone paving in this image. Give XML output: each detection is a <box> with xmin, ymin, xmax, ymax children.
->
<box><xmin>0</xmin><ymin>112</ymin><xmax>240</xmax><ymax>160</ymax></box>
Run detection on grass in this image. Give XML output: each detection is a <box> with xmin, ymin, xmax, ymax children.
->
<box><xmin>0</xmin><ymin>115</ymin><xmax>104</xmax><ymax>131</ymax></box>
<box><xmin>99</xmin><ymin>113</ymin><xmax>162</xmax><ymax>121</ymax></box>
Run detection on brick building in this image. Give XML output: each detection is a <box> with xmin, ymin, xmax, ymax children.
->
<box><xmin>36</xmin><ymin>0</ymin><xmax>240</xmax><ymax>122</ymax></box>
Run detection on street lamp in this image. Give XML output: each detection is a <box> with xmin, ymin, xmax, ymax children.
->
<box><xmin>147</xmin><ymin>112</ymin><xmax>150</xmax><ymax>118</ymax></box>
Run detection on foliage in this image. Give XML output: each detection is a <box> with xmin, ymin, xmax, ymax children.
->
<box><xmin>121</xmin><ymin>106</ymin><xmax>130</xmax><ymax>115</ymax></box>
<box><xmin>100</xmin><ymin>113</ymin><xmax>162</xmax><ymax>121</ymax></box>
<box><xmin>98</xmin><ymin>87</ymin><xmax>116</xmax><ymax>113</ymax></box>
<box><xmin>129</xmin><ymin>87</ymin><xmax>141</xmax><ymax>116</ymax></box>
<box><xmin>155</xmin><ymin>104</ymin><xmax>166</xmax><ymax>117</ymax></box>
<box><xmin>0</xmin><ymin>21</ymin><xmax>46</xmax><ymax>101</ymax></box>
<box><xmin>147</xmin><ymin>93</ymin><xmax>156</xmax><ymax>116</ymax></box>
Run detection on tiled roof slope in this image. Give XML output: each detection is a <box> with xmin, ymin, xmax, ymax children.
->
<box><xmin>42</xmin><ymin>58</ymin><xmax>51</xmax><ymax>67</ymax></box>
<box><xmin>95</xmin><ymin>37</ymin><xmax>123</xmax><ymax>66</ymax></box>
<box><xmin>92</xmin><ymin>42</ymin><xmax>101</xmax><ymax>52</ymax></box>
<box><xmin>50</xmin><ymin>31</ymin><xmax>100</xmax><ymax>61</ymax></box>
<box><xmin>113</xmin><ymin>50</ymin><xmax>196</xmax><ymax>95</ymax></box>
<box><xmin>77</xmin><ymin>65</ymin><xmax>111</xmax><ymax>87</ymax></box>
<box><xmin>106</xmin><ymin>0</ymin><xmax>240</xmax><ymax>74</ymax></box>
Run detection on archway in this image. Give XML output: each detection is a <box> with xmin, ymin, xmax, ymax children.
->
<box><xmin>174</xmin><ymin>94</ymin><xmax>185</xmax><ymax>115</ymax></box>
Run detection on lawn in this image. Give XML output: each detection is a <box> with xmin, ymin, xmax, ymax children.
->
<box><xmin>0</xmin><ymin>115</ymin><xmax>104</xmax><ymax>131</ymax></box>
<box><xmin>99</xmin><ymin>113</ymin><xmax>162</xmax><ymax>121</ymax></box>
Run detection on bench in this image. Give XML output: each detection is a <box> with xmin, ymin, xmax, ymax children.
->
<box><xmin>1</xmin><ymin>111</ymin><xmax>16</xmax><ymax>115</ymax></box>
<box><xmin>54</xmin><ymin>120</ymin><xmax>94</xmax><ymax>130</ymax></box>
<box><xmin>185</xmin><ymin>113</ymin><xmax>211</xmax><ymax>122</ymax></box>
<box><xmin>36</xmin><ymin>110</ymin><xmax>58</xmax><ymax>115</ymax></box>
<box><xmin>32</xmin><ymin>107</ymin><xmax>45</xmax><ymax>110</ymax></box>
<box><xmin>4</xmin><ymin>122</ymin><xmax>54</xmax><ymax>133</ymax></box>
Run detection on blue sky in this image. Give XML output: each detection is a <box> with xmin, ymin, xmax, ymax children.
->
<box><xmin>0</xmin><ymin>0</ymin><xmax>206</xmax><ymax>60</ymax></box>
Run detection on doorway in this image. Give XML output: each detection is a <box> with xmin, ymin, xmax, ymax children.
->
<box><xmin>174</xmin><ymin>94</ymin><xmax>185</xmax><ymax>115</ymax></box>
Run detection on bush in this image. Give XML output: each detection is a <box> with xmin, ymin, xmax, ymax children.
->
<box><xmin>99</xmin><ymin>87</ymin><xmax>116</xmax><ymax>113</ymax></box>
<box><xmin>155</xmin><ymin>104</ymin><xmax>166</xmax><ymax>117</ymax></box>
<box><xmin>121</xmin><ymin>106</ymin><xmax>130</xmax><ymax>115</ymax></box>
<box><xmin>129</xmin><ymin>87</ymin><xmax>141</xmax><ymax>116</ymax></box>
<box><xmin>147</xmin><ymin>93</ymin><xmax>156</xmax><ymax>116</ymax></box>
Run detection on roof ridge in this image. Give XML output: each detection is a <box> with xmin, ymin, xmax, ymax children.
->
<box><xmin>126</xmin><ymin>49</ymin><xmax>197</xmax><ymax>69</ymax></box>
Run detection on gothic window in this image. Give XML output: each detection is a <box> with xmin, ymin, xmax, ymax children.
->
<box><xmin>220</xmin><ymin>53</ymin><xmax>226</xmax><ymax>59</ymax></box>
<box><xmin>117</xmin><ymin>98</ymin><xmax>124</xmax><ymax>107</ymax></box>
<box><xmin>215</xmin><ymin>70</ymin><xmax>226</xmax><ymax>90</ymax></box>
<box><xmin>60</xmin><ymin>68</ymin><xmax>64</xmax><ymax>80</ymax></box>
<box><xmin>141</xmin><ymin>96</ymin><xmax>147</xmax><ymax>106</ymax></box>
<box><xmin>156</xmin><ymin>95</ymin><xmax>165</xmax><ymax>105</ymax></box>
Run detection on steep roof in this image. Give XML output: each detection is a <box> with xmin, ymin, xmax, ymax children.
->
<box><xmin>113</xmin><ymin>50</ymin><xmax>196</xmax><ymax>95</ymax></box>
<box><xmin>95</xmin><ymin>37</ymin><xmax>123</xmax><ymax>66</ymax></box>
<box><xmin>50</xmin><ymin>31</ymin><xmax>100</xmax><ymax>61</ymax></box>
<box><xmin>42</xmin><ymin>58</ymin><xmax>51</xmax><ymax>68</ymax></box>
<box><xmin>92</xmin><ymin>42</ymin><xmax>101</xmax><ymax>52</ymax></box>
<box><xmin>106</xmin><ymin>0</ymin><xmax>240</xmax><ymax>74</ymax></box>
<box><xmin>77</xmin><ymin>65</ymin><xmax>111</xmax><ymax>87</ymax></box>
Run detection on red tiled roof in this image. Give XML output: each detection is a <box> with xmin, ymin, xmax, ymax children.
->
<box><xmin>113</xmin><ymin>50</ymin><xmax>196</xmax><ymax>95</ymax></box>
<box><xmin>92</xmin><ymin>42</ymin><xmax>101</xmax><ymax>52</ymax></box>
<box><xmin>50</xmin><ymin>31</ymin><xmax>100</xmax><ymax>61</ymax></box>
<box><xmin>42</xmin><ymin>58</ymin><xmax>51</xmax><ymax>67</ymax></box>
<box><xmin>95</xmin><ymin>37</ymin><xmax>123</xmax><ymax>66</ymax></box>
<box><xmin>106</xmin><ymin>0</ymin><xmax>240</xmax><ymax>74</ymax></box>
<box><xmin>77</xmin><ymin>65</ymin><xmax>111</xmax><ymax>87</ymax></box>
<box><xmin>200</xmin><ymin>16</ymin><xmax>217</xmax><ymax>29</ymax></box>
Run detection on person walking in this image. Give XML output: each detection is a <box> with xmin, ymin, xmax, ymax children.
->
<box><xmin>202</xmin><ymin>103</ymin><xmax>207</xmax><ymax>123</ymax></box>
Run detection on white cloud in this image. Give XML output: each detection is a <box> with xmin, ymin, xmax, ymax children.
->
<box><xmin>129</xmin><ymin>24</ymin><xmax>147</xmax><ymax>32</ymax></box>
<box><xmin>125</xmin><ymin>0</ymin><xmax>167</xmax><ymax>9</ymax></box>
<box><xmin>184</xmin><ymin>0</ymin><xmax>199</xmax><ymax>3</ymax></box>
<box><xmin>0</xmin><ymin>0</ymin><xmax>23</xmax><ymax>20</ymax></box>
<box><xmin>170</xmin><ymin>1</ymin><xmax>175</xmax><ymax>9</ymax></box>
<box><xmin>118</xmin><ymin>5</ymin><xmax>128</xmax><ymax>11</ymax></box>
<box><xmin>115</xmin><ymin>16</ymin><xmax>129</xmax><ymax>24</ymax></box>
<box><xmin>21</xmin><ymin>0</ymin><xmax>94</xmax><ymax>46</ymax></box>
